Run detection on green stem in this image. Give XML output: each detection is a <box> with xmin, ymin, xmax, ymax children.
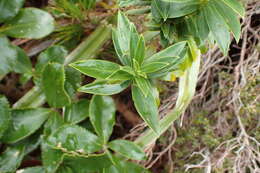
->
<box><xmin>13</xmin><ymin>24</ymin><xmax>112</xmax><ymax>109</ymax></box>
<box><xmin>135</xmin><ymin>42</ymin><xmax>201</xmax><ymax>148</ymax></box>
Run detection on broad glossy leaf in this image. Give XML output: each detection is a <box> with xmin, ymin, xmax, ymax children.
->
<box><xmin>146</xmin><ymin>41</ymin><xmax>186</xmax><ymax>62</ymax></box>
<box><xmin>35</xmin><ymin>46</ymin><xmax>67</xmax><ymax>74</ymax></box>
<box><xmin>42</xmin><ymin>63</ymin><xmax>71</xmax><ymax>108</ymax></box>
<box><xmin>47</xmin><ymin>125</ymin><xmax>102</xmax><ymax>154</ymax></box>
<box><xmin>2</xmin><ymin>108</ymin><xmax>51</xmax><ymax>143</ymax></box>
<box><xmin>103</xmin><ymin>161</ymin><xmax>150</xmax><ymax>173</ymax></box>
<box><xmin>64</xmin><ymin>99</ymin><xmax>90</xmax><ymax>124</ymax></box>
<box><xmin>64</xmin><ymin>66</ymin><xmax>82</xmax><ymax>98</ymax></box>
<box><xmin>70</xmin><ymin>60</ymin><xmax>132</xmax><ymax>80</ymax></box>
<box><xmin>220</xmin><ymin>0</ymin><xmax>245</xmax><ymax>17</ymax></box>
<box><xmin>213</xmin><ymin>0</ymin><xmax>241</xmax><ymax>42</ymax></box>
<box><xmin>17</xmin><ymin>167</ymin><xmax>44</xmax><ymax>173</ymax></box>
<box><xmin>0</xmin><ymin>145</ymin><xmax>25</xmax><ymax>172</ymax></box>
<box><xmin>14</xmin><ymin>46</ymin><xmax>32</xmax><ymax>74</ymax></box>
<box><xmin>61</xmin><ymin>154</ymin><xmax>112</xmax><ymax>172</ymax></box>
<box><xmin>79</xmin><ymin>80</ymin><xmax>131</xmax><ymax>95</ymax></box>
<box><xmin>0</xmin><ymin>96</ymin><xmax>11</xmax><ymax>138</ymax></box>
<box><xmin>0</xmin><ymin>0</ymin><xmax>24</xmax><ymax>23</ymax></box>
<box><xmin>0</xmin><ymin>36</ymin><xmax>17</xmax><ymax>75</ymax></box>
<box><xmin>204</xmin><ymin>3</ymin><xmax>231</xmax><ymax>55</ymax></box>
<box><xmin>89</xmin><ymin>95</ymin><xmax>116</xmax><ymax>143</ymax></box>
<box><xmin>193</xmin><ymin>10</ymin><xmax>210</xmax><ymax>42</ymax></box>
<box><xmin>132</xmin><ymin>85</ymin><xmax>159</xmax><ymax>133</ymax></box>
<box><xmin>3</xmin><ymin>8</ymin><xmax>54</xmax><ymax>39</ymax></box>
<box><xmin>151</xmin><ymin>0</ymin><xmax>200</xmax><ymax>20</ymax></box>
<box><xmin>42</xmin><ymin>142</ymin><xmax>64</xmax><ymax>173</ymax></box>
<box><xmin>108</xmin><ymin>140</ymin><xmax>146</xmax><ymax>160</ymax></box>
<box><xmin>43</xmin><ymin>111</ymin><xmax>64</xmax><ymax>137</ymax></box>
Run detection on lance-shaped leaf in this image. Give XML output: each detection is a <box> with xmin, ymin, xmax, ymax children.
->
<box><xmin>212</xmin><ymin>0</ymin><xmax>241</xmax><ymax>42</ymax></box>
<box><xmin>0</xmin><ymin>96</ymin><xmax>11</xmax><ymax>139</ymax></box>
<box><xmin>112</xmin><ymin>12</ymin><xmax>138</xmax><ymax>66</ymax></box>
<box><xmin>17</xmin><ymin>167</ymin><xmax>44</xmax><ymax>173</ymax></box>
<box><xmin>79</xmin><ymin>80</ymin><xmax>131</xmax><ymax>95</ymax></box>
<box><xmin>108</xmin><ymin>140</ymin><xmax>146</xmax><ymax>160</ymax></box>
<box><xmin>3</xmin><ymin>8</ymin><xmax>54</xmax><ymax>39</ymax></box>
<box><xmin>0</xmin><ymin>0</ymin><xmax>24</xmax><ymax>23</ymax></box>
<box><xmin>70</xmin><ymin>60</ymin><xmax>133</xmax><ymax>80</ymax></box>
<box><xmin>134</xmin><ymin>77</ymin><xmax>151</xmax><ymax>97</ymax></box>
<box><xmin>47</xmin><ymin>125</ymin><xmax>102</xmax><ymax>154</ymax></box>
<box><xmin>132</xmin><ymin>85</ymin><xmax>159</xmax><ymax>133</ymax></box>
<box><xmin>42</xmin><ymin>63</ymin><xmax>71</xmax><ymax>108</ymax></box>
<box><xmin>64</xmin><ymin>99</ymin><xmax>90</xmax><ymax>124</ymax></box>
<box><xmin>220</xmin><ymin>0</ymin><xmax>245</xmax><ymax>17</ymax></box>
<box><xmin>130</xmin><ymin>34</ymin><xmax>145</xmax><ymax>65</ymax></box>
<box><xmin>89</xmin><ymin>95</ymin><xmax>116</xmax><ymax>143</ymax></box>
<box><xmin>145</xmin><ymin>41</ymin><xmax>187</xmax><ymax>62</ymax></box>
<box><xmin>2</xmin><ymin>108</ymin><xmax>51</xmax><ymax>143</ymax></box>
<box><xmin>204</xmin><ymin>3</ymin><xmax>231</xmax><ymax>55</ymax></box>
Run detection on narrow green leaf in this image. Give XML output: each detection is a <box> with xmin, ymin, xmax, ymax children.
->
<box><xmin>89</xmin><ymin>95</ymin><xmax>116</xmax><ymax>143</ymax></box>
<box><xmin>47</xmin><ymin>125</ymin><xmax>102</xmax><ymax>154</ymax></box>
<box><xmin>17</xmin><ymin>167</ymin><xmax>44</xmax><ymax>173</ymax></box>
<box><xmin>132</xmin><ymin>85</ymin><xmax>159</xmax><ymax>133</ymax></box>
<box><xmin>213</xmin><ymin>0</ymin><xmax>241</xmax><ymax>42</ymax></box>
<box><xmin>70</xmin><ymin>60</ymin><xmax>132</xmax><ymax>80</ymax></box>
<box><xmin>13</xmin><ymin>46</ymin><xmax>32</xmax><ymax>74</ymax></box>
<box><xmin>79</xmin><ymin>80</ymin><xmax>131</xmax><ymax>95</ymax></box>
<box><xmin>134</xmin><ymin>77</ymin><xmax>151</xmax><ymax>97</ymax></box>
<box><xmin>0</xmin><ymin>0</ymin><xmax>24</xmax><ymax>23</ymax></box>
<box><xmin>133</xmin><ymin>35</ymin><xmax>146</xmax><ymax>65</ymax></box>
<box><xmin>42</xmin><ymin>63</ymin><xmax>71</xmax><ymax>108</ymax></box>
<box><xmin>220</xmin><ymin>0</ymin><xmax>245</xmax><ymax>17</ymax></box>
<box><xmin>146</xmin><ymin>41</ymin><xmax>186</xmax><ymax>62</ymax></box>
<box><xmin>204</xmin><ymin>3</ymin><xmax>231</xmax><ymax>55</ymax></box>
<box><xmin>2</xmin><ymin>108</ymin><xmax>51</xmax><ymax>143</ymax></box>
<box><xmin>3</xmin><ymin>8</ymin><xmax>55</xmax><ymax>39</ymax></box>
<box><xmin>108</xmin><ymin>140</ymin><xmax>146</xmax><ymax>160</ymax></box>
<box><xmin>64</xmin><ymin>99</ymin><xmax>90</xmax><ymax>124</ymax></box>
<box><xmin>0</xmin><ymin>96</ymin><xmax>11</xmax><ymax>139</ymax></box>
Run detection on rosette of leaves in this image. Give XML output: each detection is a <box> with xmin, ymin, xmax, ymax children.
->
<box><xmin>70</xmin><ymin>12</ymin><xmax>188</xmax><ymax>133</ymax></box>
<box><xmin>150</xmin><ymin>0</ymin><xmax>245</xmax><ymax>54</ymax></box>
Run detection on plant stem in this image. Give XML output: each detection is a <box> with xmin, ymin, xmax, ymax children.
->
<box><xmin>135</xmin><ymin>45</ymin><xmax>201</xmax><ymax>148</ymax></box>
<box><xmin>13</xmin><ymin>24</ymin><xmax>112</xmax><ymax>109</ymax></box>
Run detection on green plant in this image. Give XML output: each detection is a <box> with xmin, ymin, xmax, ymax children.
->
<box><xmin>0</xmin><ymin>0</ymin><xmax>245</xmax><ymax>172</ymax></box>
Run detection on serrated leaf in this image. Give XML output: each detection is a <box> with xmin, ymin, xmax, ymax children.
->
<box><xmin>0</xmin><ymin>0</ymin><xmax>24</xmax><ymax>23</ymax></box>
<box><xmin>213</xmin><ymin>0</ymin><xmax>241</xmax><ymax>42</ymax></box>
<box><xmin>17</xmin><ymin>167</ymin><xmax>44</xmax><ymax>173</ymax></box>
<box><xmin>47</xmin><ymin>125</ymin><xmax>102</xmax><ymax>154</ymax></box>
<box><xmin>2</xmin><ymin>108</ymin><xmax>51</xmax><ymax>143</ymax></box>
<box><xmin>79</xmin><ymin>80</ymin><xmax>131</xmax><ymax>95</ymax></box>
<box><xmin>0</xmin><ymin>96</ymin><xmax>11</xmax><ymax>139</ymax></box>
<box><xmin>132</xmin><ymin>85</ymin><xmax>159</xmax><ymax>133</ymax></box>
<box><xmin>64</xmin><ymin>99</ymin><xmax>90</xmax><ymax>124</ymax></box>
<box><xmin>220</xmin><ymin>0</ymin><xmax>245</xmax><ymax>17</ymax></box>
<box><xmin>42</xmin><ymin>63</ymin><xmax>71</xmax><ymax>108</ymax></box>
<box><xmin>204</xmin><ymin>3</ymin><xmax>231</xmax><ymax>55</ymax></box>
<box><xmin>108</xmin><ymin>140</ymin><xmax>146</xmax><ymax>160</ymax></box>
<box><xmin>89</xmin><ymin>95</ymin><xmax>116</xmax><ymax>143</ymax></box>
<box><xmin>3</xmin><ymin>8</ymin><xmax>54</xmax><ymax>39</ymax></box>
<box><xmin>70</xmin><ymin>60</ymin><xmax>133</xmax><ymax>80</ymax></box>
